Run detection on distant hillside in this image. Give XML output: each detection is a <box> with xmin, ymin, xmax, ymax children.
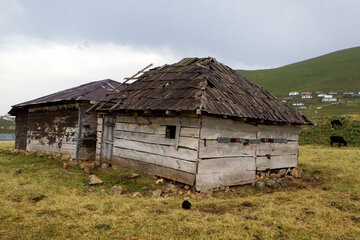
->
<box><xmin>0</xmin><ymin>117</ymin><xmax>15</xmax><ymax>133</ymax></box>
<box><xmin>236</xmin><ymin>46</ymin><xmax>360</xmax><ymax>97</ymax></box>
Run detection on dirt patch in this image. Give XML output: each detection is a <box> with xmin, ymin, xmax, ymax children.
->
<box><xmin>244</xmin><ymin>215</ymin><xmax>258</xmax><ymax>220</ymax></box>
<box><xmin>199</xmin><ymin>205</ymin><xmax>229</xmax><ymax>215</ymax></box>
<box><xmin>95</xmin><ymin>224</ymin><xmax>111</xmax><ymax>230</ymax></box>
<box><xmin>241</xmin><ymin>201</ymin><xmax>256</xmax><ymax>207</ymax></box>
<box><xmin>350</xmin><ymin>216</ymin><xmax>360</xmax><ymax>223</ymax></box>
<box><xmin>30</xmin><ymin>195</ymin><xmax>47</xmax><ymax>203</ymax></box>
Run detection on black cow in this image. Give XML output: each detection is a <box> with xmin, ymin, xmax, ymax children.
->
<box><xmin>330</xmin><ymin>136</ymin><xmax>347</xmax><ymax>147</ymax></box>
<box><xmin>331</xmin><ymin>120</ymin><xmax>342</xmax><ymax>129</ymax></box>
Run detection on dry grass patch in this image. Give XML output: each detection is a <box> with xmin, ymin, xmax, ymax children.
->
<box><xmin>0</xmin><ymin>142</ymin><xmax>359</xmax><ymax>239</ymax></box>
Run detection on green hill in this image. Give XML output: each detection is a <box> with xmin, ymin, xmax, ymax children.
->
<box><xmin>236</xmin><ymin>46</ymin><xmax>360</xmax><ymax>97</ymax></box>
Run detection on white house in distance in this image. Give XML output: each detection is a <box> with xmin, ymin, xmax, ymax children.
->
<box><xmin>292</xmin><ymin>103</ymin><xmax>305</xmax><ymax>106</ymax></box>
<box><xmin>289</xmin><ymin>91</ymin><xmax>299</xmax><ymax>96</ymax></box>
<box><xmin>323</xmin><ymin>95</ymin><xmax>333</xmax><ymax>99</ymax></box>
<box><xmin>322</xmin><ymin>98</ymin><xmax>337</xmax><ymax>102</ymax></box>
<box><xmin>328</xmin><ymin>91</ymin><xmax>338</xmax><ymax>95</ymax></box>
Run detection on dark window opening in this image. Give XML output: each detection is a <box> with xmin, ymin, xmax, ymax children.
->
<box><xmin>166</xmin><ymin>125</ymin><xmax>176</xmax><ymax>139</ymax></box>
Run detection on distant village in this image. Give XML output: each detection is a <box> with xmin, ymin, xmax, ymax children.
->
<box><xmin>0</xmin><ymin>115</ymin><xmax>15</xmax><ymax>130</ymax></box>
<box><xmin>282</xmin><ymin>91</ymin><xmax>360</xmax><ymax>112</ymax></box>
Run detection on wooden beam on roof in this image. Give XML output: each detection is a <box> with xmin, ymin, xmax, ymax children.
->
<box><xmin>86</xmin><ymin>63</ymin><xmax>153</xmax><ymax>113</ymax></box>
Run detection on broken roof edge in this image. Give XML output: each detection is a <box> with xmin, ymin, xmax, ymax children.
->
<box><xmin>10</xmin><ymin>79</ymin><xmax>122</xmax><ymax>108</ymax></box>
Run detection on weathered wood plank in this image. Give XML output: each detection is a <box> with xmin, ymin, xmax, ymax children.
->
<box><xmin>257</xmin><ymin>125</ymin><xmax>300</xmax><ymax>140</ymax></box>
<box><xmin>115</xmin><ymin>122</ymin><xmax>166</xmax><ymax>135</ymax></box>
<box><xmin>113</xmin><ymin>147</ymin><xmax>197</xmax><ymax>173</ymax></box>
<box><xmin>112</xmin><ymin>156</ymin><xmax>195</xmax><ymax>185</ymax></box>
<box><xmin>113</xmin><ymin>131</ymin><xmax>198</xmax><ymax>150</ymax></box>
<box><xmin>199</xmin><ymin>140</ymin><xmax>256</xmax><ymax>158</ymax></box>
<box><xmin>196</xmin><ymin>157</ymin><xmax>256</xmax><ymax>190</ymax></box>
<box><xmin>97</xmin><ymin>117</ymin><xmax>103</xmax><ymax>125</ymax></box>
<box><xmin>113</xmin><ymin>138</ymin><xmax>198</xmax><ymax>162</ymax></box>
<box><xmin>256</xmin><ymin>155</ymin><xmax>298</xmax><ymax>171</ymax></box>
<box><xmin>197</xmin><ymin>157</ymin><xmax>256</xmax><ymax>174</ymax></box>
<box><xmin>180</xmin><ymin>127</ymin><xmax>199</xmax><ymax>137</ymax></box>
<box><xmin>256</xmin><ymin>141</ymin><xmax>299</xmax><ymax>156</ymax></box>
<box><xmin>201</xmin><ymin>116</ymin><xmax>257</xmax><ymax>139</ymax></box>
<box><xmin>116</xmin><ymin>115</ymin><xmax>200</xmax><ymax>128</ymax></box>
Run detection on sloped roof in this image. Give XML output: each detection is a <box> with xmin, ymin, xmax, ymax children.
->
<box><xmin>12</xmin><ymin>79</ymin><xmax>123</xmax><ymax>108</ymax></box>
<box><xmin>100</xmin><ymin>58</ymin><xmax>312</xmax><ymax>125</ymax></box>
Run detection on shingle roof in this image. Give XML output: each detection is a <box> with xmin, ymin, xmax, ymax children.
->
<box><xmin>12</xmin><ymin>79</ymin><xmax>123</xmax><ymax>108</ymax></box>
<box><xmin>102</xmin><ymin>57</ymin><xmax>312</xmax><ymax>125</ymax></box>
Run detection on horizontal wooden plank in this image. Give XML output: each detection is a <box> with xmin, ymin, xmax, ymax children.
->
<box><xmin>114</xmin><ymin>131</ymin><xmax>198</xmax><ymax>150</ymax></box>
<box><xmin>113</xmin><ymin>147</ymin><xmax>197</xmax><ymax>173</ymax></box>
<box><xmin>180</xmin><ymin>127</ymin><xmax>199</xmax><ymax>137</ymax></box>
<box><xmin>113</xmin><ymin>138</ymin><xmax>198</xmax><ymax>162</ymax></box>
<box><xmin>115</xmin><ymin>122</ymin><xmax>165</xmax><ymax>135</ymax></box>
<box><xmin>199</xmin><ymin>140</ymin><xmax>256</xmax><ymax>158</ymax></box>
<box><xmin>256</xmin><ymin>141</ymin><xmax>299</xmax><ymax>156</ymax></box>
<box><xmin>112</xmin><ymin>156</ymin><xmax>195</xmax><ymax>185</ymax></box>
<box><xmin>197</xmin><ymin>157</ymin><xmax>256</xmax><ymax>174</ymax></box>
<box><xmin>257</xmin><ymin>125</ymin><xmax>300</xmax><ymax>141</ymax></box>
<box><xmin>116</xmin><ymin>115</ymin><xmax>200</xmax><ymax>128</ymax></box>
<box><xmin>201</xmin><ymin>116</ymin><xmax>257</xmax><ymax>139</ymax></box>
<box><xmin>256</xmin><ymin>155</ymin><xmax>298</xmax><ymax>171</ymax></box>
<box><xmin>196</xmin><ymin>157</ymin><xmax>256</xmax><ymax>191</ymax></box>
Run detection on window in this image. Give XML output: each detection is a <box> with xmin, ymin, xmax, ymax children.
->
<box><xmin>165</xmin><ymin>125</ymin><xmax>176</xmax><ymax>139</ymax></box>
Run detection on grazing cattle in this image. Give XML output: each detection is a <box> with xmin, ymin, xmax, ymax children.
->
<box><xmin>182</xmin><ymin>200</ymin><xmax>192</xmax><ymax>210</ymax></box>
<box><xmin>331</xmin><ymin>120</ymin><xmax>342</xmax><ymax>129</ymax></box>
<box><xmin>330</xmin><ymin>136</ymin><xmax>347</xmax><ymax>147</ymax></box>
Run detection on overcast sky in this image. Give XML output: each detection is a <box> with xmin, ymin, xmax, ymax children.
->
<box><xmin>1</xmin><ymin>0</ymin><xmax>360</xmax><ymax>114</ymax></box>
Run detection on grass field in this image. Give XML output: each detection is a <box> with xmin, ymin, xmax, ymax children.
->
<box><xmin>0</xmin><ymin>141</ymin><xmax>359</xmax><ymax>239</ymax></box>
<box><xmin>236</xmin><ymin>46</ymin><xmax>360</xmax><ymax>97</ymax></box>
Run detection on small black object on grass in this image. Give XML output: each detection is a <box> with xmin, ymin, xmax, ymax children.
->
<box><xmin>182</xmin><ymin>200</ymin><xmax>191</xmax><ymax>210</ymax></box>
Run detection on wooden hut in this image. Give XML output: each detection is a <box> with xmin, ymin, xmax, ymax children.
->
<box><xmin>95</xmin><ymin>58</ymin><xmax>313</xmax><ymax>190</ymax></box>
<box><xmin>9</xmin><ymin>79</ymin><xmax>123</xmax><ymax>161</ymax></box>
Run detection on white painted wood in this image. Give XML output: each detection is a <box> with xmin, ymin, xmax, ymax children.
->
<box><xmin>113</xmin><ymin>131</ymin><xmax>198</xmax><ymax>150</ymax></box>
<box><xmin>199</xmin><ymin>140</ymin><xmax>256</xmax><ymax>158</ymax></box>
<box><xmin>256</xmin><ymin>155</ymin><xmax>298</xmax><ymax>171</ymax></box>
<box><xmin>201</xmin><ymin>116</ymin><xmax>257</xmax><ymax>139</ymax></box>
<box><xmin>113</xmin><ymin>138</ymin><xmax>198</xmax><ymax>162</ymax></box>
<box><xmin>257</xmin><ymin>125</ymin><xmax>300</xmax><ymax>140</ymax></box>
<box><xmin>113</xmin><ymin>147</ymin><xmax>197</xmax><ymax>173</ymax></box>
<box><xmin>256</xmin><ymin>141</ymin><xmax>299</xmax><ymax>156</ymax></box>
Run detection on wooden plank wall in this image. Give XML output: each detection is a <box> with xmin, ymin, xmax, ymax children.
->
<box><xmin>196</xmin><ymin>116</ymin><xmax>257</xmax><ymax>190</ymax></box>
<box><xmin>256</xmin><ymin>124</ymin><xmax>299</xmax><ymax>170</ymax></box>
<box><xmin>196</xmin><ymin>116</ymin><xmax>300</xmax><ymax>190</ymax></box>
<box><xmin>26</xmin><ymin>108</ymin><xmax>79</xmax><ymax>158</ymax></box>
<box><xmin>110</xmin><ymin>114</ymin><xmax>200</xmax><ymax>185</ymax></box>
<box><xmin>14</xmin><ymin>110</ymin><xmax>28</xmax><ymax>150</ymax></box>
<box><xmin>95</xmin><ymin>115</ymin><xmax>103</xmax><ymax>164</ymax></box>
<box><xmin>78</xmin><ymin>105</ymin><xmax>97</xmax><ymax>161</ymax></box>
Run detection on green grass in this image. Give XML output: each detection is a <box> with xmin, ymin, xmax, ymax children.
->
<box><xmin>0</xmin><ymin>142</ymin><xmax>360</xmax><ymax>239</ymax></box>
<box><xmin>236</xmin><ymin>46</ymin><xmax>360</xmax><ymax>97</ymax></box>
<box><xmin>300</xmin><ymin>115</ymin><xmax>360</xmax><ymax>147</ymax></box>
<box><xmin>0</xmin><ymin>118</ymin><xmax>15</xmax><ymax>128</ymax></box>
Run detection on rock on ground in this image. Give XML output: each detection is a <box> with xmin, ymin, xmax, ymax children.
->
<box><xmin>255</xmin><ymin>181</ymin><xmax>265</xmax><ymax>189</ymax></box>
<box><xmin>152</xmin><ymin>189</ymin><xmax>162</xmax><ymax>197</ymax></box>
<box><xmin>162</xmin><ymin>183</ymin><xmax>177</xmax><ymax>194</ymax></box>
<box><xmin>111</xmin><ymin>185</ymin><xmax>123</xmax><ymax>195</ymax></box>
<box><xmin>291</xmin><ymin>168</ymin><xmax>303</xmax><ymax>178</ymax></box>
<box><xmin>89</xmin><ymin>175</ymin><xmax>103</xmax><ymax>185</ymax></box>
